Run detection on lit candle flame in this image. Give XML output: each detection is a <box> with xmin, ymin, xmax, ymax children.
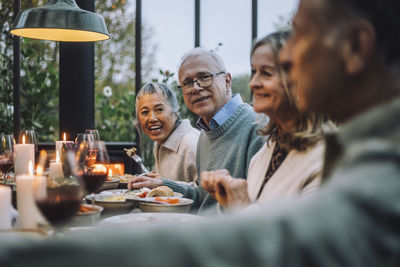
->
<box><xmin>63</xmin><ymin>132</ymin><xmax>66</xmax><ymax>141</ymax></box>
<box><xmin>28</xmin><ymin>161</ymin><xmax>33</xmax><ymax>176</ymax></box>
<box><xmin>56</xmin><ymin>151</ymin><xmax>60</xmax><ymax>163</ymax></box>
<box><xmin>108</xmin><ymin>168</ymin><xmax>113</xmax><ymax>176</ymax></box>
<box><xmin>92</xmin><ymin>164</ymin><xmax>107</xmax><ymax>174</ymax></box>
<box><xmin>36</xmin><ymin>165</ymin><xmax>43</xmax><ymax>176</ymax></box>
<box><xmin>109</xmin><ymin>163</ymin><xmax>124</xmax><ymax>175</ymax></box>
<box><xmin>22</xmin><ymin>135</ymin><xmax>26</xmax><ymax>144</ymax></box>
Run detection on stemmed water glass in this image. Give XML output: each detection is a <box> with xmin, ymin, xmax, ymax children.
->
<box><xmin>34</xmin><ymin>152</ymin><xmax>84</xmax><ymax>235</ymax></box>
<box><xmin>75</xmin><ymin>133</ymin><xmax>95</xmax><ymax>147</ymax></box>
<box><xmin>84</xmin><ymin>129</ymin><xmax>100</xmax><ymax>141</ymax></box>
<box><xmin>0</xmin><ymin>134</ymin><xmax>15</xmax><ymax>179</ymax></box>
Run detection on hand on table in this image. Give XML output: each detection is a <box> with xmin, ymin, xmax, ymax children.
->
<box><xmin>127</xmin><ymin>171</ymin><xmax>163</xmax><ymax>189</ymax></box>
<box><xmin>201</xmin><ymin>169</ymin><xmax>251</xmax><ymax>209</ymax></box>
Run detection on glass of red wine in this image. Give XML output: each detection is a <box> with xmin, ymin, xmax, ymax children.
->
<box><xmin>76</xmin><ymin>140</ymin><xmax>109</xmax><ymax>212</ymax></box>
<box><xmin>0</xmin><ymin>134</ymin><xmax>15</xmax><ymax>180</ymax></box>
<box><xmin>34</xmin><ymin>152</ymin><xmax>84</xmax><ymax>235</ymax></box>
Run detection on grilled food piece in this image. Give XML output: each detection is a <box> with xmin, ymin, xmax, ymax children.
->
<box><xmin>147</xmin><ymin>186</ymin><xmax>174</xmax><ymax>197</ymax></box>
<box><xmin>124</xmin><ymin>147</ymin><xmax>137</xmax><ymax>157</ymax></box>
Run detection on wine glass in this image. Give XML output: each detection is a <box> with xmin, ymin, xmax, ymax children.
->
<box><xmin>19</xmin><ymin>129</ymin><xmax>38</xmax><ymax>155</ymax></box>
<box><xmin>34</xmin><ymin>152</ymin><xmax>84</xmax><ymax>235</ymax></box>
<box><xmin>77</xmin><ymin>140</ymin><xmax>109</xmax><ymax>209</ymax></box>
<box><xmin>0</xmin><ymin>134</ymin><xmax>15</xmax><ymax>179</ymax></box>
<box><xmin>75</xmin><ymin>133</ymin><xmax>95</xmax><ymax>147</ymax></box>
<box><xmin>84</xmin><ymin>129</ymin><xmax>100</xmax><ymax>141</ymax></box>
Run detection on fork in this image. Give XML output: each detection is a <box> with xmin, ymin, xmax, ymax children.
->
<box><xmin>130</xmin><ymin>154</ymin><xmax>150</xmax><ymax>174</ymax></box>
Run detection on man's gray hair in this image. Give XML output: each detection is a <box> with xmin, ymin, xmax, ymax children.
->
<box><xmin>177</xmin><ymin>47</ymin><xmax>227</xmax><ymax>75</ymax></box>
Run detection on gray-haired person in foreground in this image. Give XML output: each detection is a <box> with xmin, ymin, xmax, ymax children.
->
<box><xmin>1</xmin><ymin>0</ymin><xmax>400</xmax><ymax>266</ymax></box>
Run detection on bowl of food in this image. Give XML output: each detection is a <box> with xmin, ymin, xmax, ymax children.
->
<box><xmin>69</xmin><ymin>204</ymin><xmax>104</xmax><ymax>227</ymax></box>
<box><xmin>124</xmin><ymin>186</ymin><xmax>183</xmax><ymax>199</ymax></box>
<box><xmin>85</xmin><ymin>191</ymin><xmax>137</xmax><ymax>213</ymax></box>
<box><xmin>138</xmin><ymin>197</ymin><xmax>193</xmax><ymax>213</ymax></box>
<box><xmin>98</xmin><ymin>177</ymin><xmax>120</xmax><ymax>192</ymax></box>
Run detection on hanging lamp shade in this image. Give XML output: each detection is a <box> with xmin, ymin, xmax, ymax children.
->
<box><xmin>10</xmin><ymin>0</ymin><xmax>110</xmax><ymax>42</ymax></box>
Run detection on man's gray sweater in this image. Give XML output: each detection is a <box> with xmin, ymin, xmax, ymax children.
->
<box><xmin>163</xmin><ymin>103</ymin><xmax>264</xmax><ymax>212</ymax></box>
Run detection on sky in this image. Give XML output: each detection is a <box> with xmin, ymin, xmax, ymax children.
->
<box><xmin>140</xmin><ymin>0</ymin><xmax>299</xmax><ymax>79</ymax></box>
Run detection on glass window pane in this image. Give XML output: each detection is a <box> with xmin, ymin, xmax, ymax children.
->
<box><xmin>95</xmin><ymin>1</ymin><xmax>140</xmax><ymax>142</ymax></box>
<box><xmin>143</xmin><ymin>0</ymin><xmax>194</xmax><ymax>78</ymax></box>
<box><xmin>201</xmin><ymin>0</ymin><xmax>252</xmax><ymax>102</ymax></box>
<box><xmin>258</xmin><ymin>0</ymin><xmax>299</xmax><ymax>37</ymax></box>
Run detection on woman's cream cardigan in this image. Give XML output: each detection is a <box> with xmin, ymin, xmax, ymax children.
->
<box><xmin>247</xmin><ymin>140</ymin><xmax>325</xmax><ymax>204</ymax></box>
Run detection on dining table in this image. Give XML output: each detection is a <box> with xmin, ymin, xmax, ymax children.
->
<box><xmin>0</xmin><ymin>176</ymin><xmax>201</xmax><ymax>240</ymax></box>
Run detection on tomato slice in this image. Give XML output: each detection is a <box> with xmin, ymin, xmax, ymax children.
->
<box><xmin>138</xmin><ymin>191</ymin><xmax>148</xmax><ymax>198</ymax></box>
<box><xmin>154</xmin><ymin>197</ymin><xmax>179</xmax><ymax>204</ymax></box>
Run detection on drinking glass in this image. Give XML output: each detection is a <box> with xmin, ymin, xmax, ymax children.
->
<box><xmin>77</xmin><ymin>140</ymin><xmax>109</xmax><ymax>208</ymax></box>
<box><xmin>19</xmin><ymin>129</ymin><xmax>37</xmax><ymax>151</ymax></box>
<box><xmin>75</xmin><ymin>133</ymin><xmax>95</xmax><ymax>147</ymax></box>
<box><xmin>84</xmin><ymin>129</ymin><xmax>100</xmax><ymax>141</ymax></box>
<box><xmin>0</xmin><ymin>134</ymin><xmax>15</xmax><ymax>179</ymax></box>
<box><xmin>34</xmin><ymin>152</ymin><xmax>84</xmax><ymax>235</ymax></box>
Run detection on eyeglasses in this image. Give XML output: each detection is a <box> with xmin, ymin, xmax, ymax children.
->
<box><xmin>178</xmin><ymin>71</ymin><xmax>226</xmax><ymax>94</ymax></box>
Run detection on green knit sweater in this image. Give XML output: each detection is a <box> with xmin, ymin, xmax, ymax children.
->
<box><xmin>163</xmin><ymin>103</ymin><xmax>264</xmax><ymax>212</ymax></box>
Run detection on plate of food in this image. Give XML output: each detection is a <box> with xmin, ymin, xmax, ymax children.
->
<box><xmin>127</xmin><ymin>186</ymin><xmax>190</xmax><ymax>212</ymax></box>
<box><xmin>85</xmin><ymin>192</ymin><xmax>137</xmax><ymax>213</ymax></box>
<box><xmin>100</xmin><ymin>212</ymin><xmax>203</xmax><ymax>225</ymax></box>
<box><xmin>137</xmin><ymin>197</ymin><xmax>193</xmax><ymax>213</ymax></box>
<box><xmin>98</xmin><ymin>177</ymin><xmax>120</xmax><ymax>191</ymax></box>
<box><xmin>69</xmin><ymin>204</ymin><xmax>104</xmax><ymax>226</ymax></box>
<box><xmin>126</xmin><ymin>186</ymin><xmax>183</xmax><ymax>200</ymax></box>
<box><xmin>111</xmin><ymin>173</ymin><xmax>135</xmax><ymax>188</ymax></box>
<box><xmin>98</xmin><ymin>186</ymin><xmax>183</xmax><ymax>200</ymax></box>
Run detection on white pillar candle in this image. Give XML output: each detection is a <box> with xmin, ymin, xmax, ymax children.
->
<box><xmin>14</xmin><ymin>143</ymin><xmax>35</xmax><ymax>176</ymax></box>
<box><xmin>55</xmin><ymin>140</ymin><xmax>64</xmax><ymax>158</ymax></box>
<box><xmin>0</xmin><ymin>185</ymin><xmax>12</xmax><ymax>229</ymax></box>
<box><xmin>49</xmin><ymin>151</ymin><xmax>64</xmax><ymax>179</ymax></box>
<box><xmin>16</xmin><ymin>172</ymin><xmax>37</xmax><ymax>229</ymax></box>
<box><xmin>55</xmin><ymin>133</ymin><xmax>73</xmax><ymax>157</ymax></box>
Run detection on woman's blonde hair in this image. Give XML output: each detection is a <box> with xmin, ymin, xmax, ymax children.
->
<box><xmin>251</xmin><ymin>30</ymin><xmax>334</xmax><ymax>151</ymax></box>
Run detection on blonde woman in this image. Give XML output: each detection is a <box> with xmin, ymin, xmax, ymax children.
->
<box><xmin>202</xmin><ymin>30</ymin><xmax>334</xmax><ymax>208</ymax></box>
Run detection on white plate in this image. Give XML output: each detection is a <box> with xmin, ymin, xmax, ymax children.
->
<box><xmin>100</xmin><ymin>212</ymin><xmax>203</xmax><ymax>225</ymax></box>
<box><xmin>98</xmin><ymin>189</ymin><xmax>183</xmax><ymax>199</ymax></box>
<box><xmin>137</xmin><ymin>197</ymin><xmax>193</xmax><ymax>213</ymax></box>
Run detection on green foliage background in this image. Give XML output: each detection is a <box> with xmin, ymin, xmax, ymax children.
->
<box><xmin>94</xmin><ymin>0</ymin><xmax>155</xmax><ymax>143</ymax></box>
<box><xmin>0</xmin><ymin>1</ymin><xmax>58</xmax><ymax>141</ymax></box>
<box><xmin>0</xmin><ymin>0</ymin><xmax>253</xmax><ymax>170</ymax></box>
<box><xmin>0</xmin><ymin>0</ymin><xmax>14</xmax><ymax>134</ymax></box>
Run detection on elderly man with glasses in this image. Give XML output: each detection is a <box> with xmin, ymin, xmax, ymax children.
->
<box><xmin>128</xmin><ymin>48</ymin><xmax>264</xmax><ymax>212</ymax></box>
